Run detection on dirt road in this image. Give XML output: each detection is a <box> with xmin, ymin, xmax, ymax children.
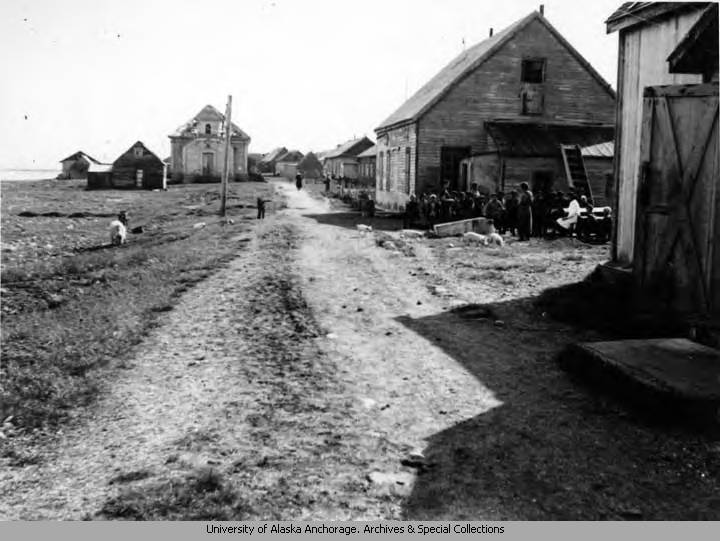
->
<box><xmin>1</xmin><ymin>181</ymin><xmax>718</xmax><ymax>520</ymax></box>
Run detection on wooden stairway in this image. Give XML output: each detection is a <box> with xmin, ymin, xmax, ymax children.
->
<box><xmin>560</xmin><ymin>144</ymin><xmax>595</xmax><ymax>204</ymax></box>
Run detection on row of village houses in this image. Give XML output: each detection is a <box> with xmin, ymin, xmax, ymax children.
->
<box><xmin>59</xmin><ymin>3</ymin><xmax>718</xmax><ymax>318</ymax></box>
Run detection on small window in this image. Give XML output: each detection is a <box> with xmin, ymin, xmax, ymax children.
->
<box><xmin>521</xmin><ymin>59</ymin><xmax>545</xmax><ymax>83</ymax></box>
<box><xmin>405</xmin><ymin>147</ymin><xmax>411</xmax><ymax>193</ymax></box>
<box><xmin>133</xmin><ymin>146</ymin><xmax>143</xmax><ymax>158</ymax></box>
<box><xmin>205</xmin><ymin>123</ymin><xmax>212</xmax><ymax>135</ymax></box>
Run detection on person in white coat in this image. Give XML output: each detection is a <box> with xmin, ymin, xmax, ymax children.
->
<box><xmin>557</xmin><ymin>193</ymin><xmax>581</xmax><ymax>233</ymax></box>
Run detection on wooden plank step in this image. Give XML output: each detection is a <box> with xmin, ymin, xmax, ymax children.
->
<box><xmin>558</xmin><ymin>338</ymin><xmax>720</xmax><ymax>422</ymax></box>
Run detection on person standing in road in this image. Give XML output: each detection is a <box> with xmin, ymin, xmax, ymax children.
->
<box><xmin>295</xmin><ymin>172</ymin><xmax>303</xmax><ymax>191</ymax></box>
<box><xmin>517</xmin><ymin>182</ymin><xmax>534</xmax><ymax>241</ymax></box>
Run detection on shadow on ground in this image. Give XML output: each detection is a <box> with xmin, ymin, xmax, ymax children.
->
<box><xmin>302</xmin><ymin>211</ymin><xmax>404</xmax><ymax>232</ymax></box>
<box><xmin>395</xmin><ymin>296</ymin><xmax>720</xmax><ymax>520</ymax></box>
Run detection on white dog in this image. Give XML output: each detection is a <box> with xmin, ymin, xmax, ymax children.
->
<box><xmin>487</xmin><ymin>232</ymin><xmax>505</xmax><ymax>247</ymax></box>
<box><xmin>400</xmin><ymin>229</ymin><xmax>425</xmax><ymax>239</ymax></box>
<box><xmin>356</xmin><ymin>224</ymin><xmax>373</xmax><ymax>234</ymax></box>
<box><xmin>463</xmin><ymin>231</ymin><xmax>489</xmax><ymax>245</ymax></box>
<box><xmin>109</xmin><ymin>220</ymin><xmax>127</xmax><ymax>246</ymax></box>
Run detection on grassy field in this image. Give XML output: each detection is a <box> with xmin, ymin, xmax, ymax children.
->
<box><xmin>0</xmin><ymin>179</ymin><xmax>273</xmax><ymax>432</ymax></box>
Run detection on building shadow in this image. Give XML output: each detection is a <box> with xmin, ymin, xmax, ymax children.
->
<box><xmin>395</xmin><ymin>298</ymin><xmax>720</xmax><ymax>520</ymax></box>
<box><xmin>302</xmin><ymin>211</ymin><xmax>404</xmax><ymax>232</ymax></box>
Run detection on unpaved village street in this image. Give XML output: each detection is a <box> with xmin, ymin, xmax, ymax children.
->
<box><xmin>1</xmin><ymin>181</ymin><xmax>719</xmax><ymax>520</ymax></box>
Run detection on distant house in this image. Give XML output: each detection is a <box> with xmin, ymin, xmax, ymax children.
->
<box><xmin>357</xmin><ymin>145</ymin><xmax>377</xmax><ymax>187</ymax></box>
<box><xmin>323</xmin><ymin>137</ymin><xmax>375</xmax><ymax>181</ymax></box>
<box><xmin>297</xmin><ymin>152</ymin><xmax>324</xmax><ymax>179</ymax></box>
<box><xmin>258</xmin><ymin>147</ymin><xmax>288</xmax><ymax>175</ymax></box>
<box><xmin>374</xmin><ymin>9</ymin><xmax>616</xmax><ymax>209</ymax></box>
<box><xmin>111</xmin><ymin>141</ymin><xmax>166</xmax><ymax>190</ymax></box>
<box><xmin>275</xmin><ymin>150</ymin><xmax>305</xmax><ymax>178</ymax></box>
<box><xmin>247</xmin><ymin>153</ymin><xmax>265</xmax><ymax>174</ymax></box>
<box><xmin>169</xmin><ymin>104</ymin><xmax>251</xmax><ymax>183</ymax></box>
<box><xmin>59</xmin><ymin>151</ymin><xmax>101</xmax><ymax>179</ymax></box>
<box><xmin>605</xmin><ymin>2</ymin><xmax>719</xmax><ymax>316</ymax></box>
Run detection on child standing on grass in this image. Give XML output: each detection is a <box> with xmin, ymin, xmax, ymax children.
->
<box><xmin>257</xmin><ymin>197</ymin><xmax>270</xmax><ymax>220</ymax></box>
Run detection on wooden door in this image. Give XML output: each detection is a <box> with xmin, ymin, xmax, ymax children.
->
<box><xmin>202</xmin><ymin>153</ymin><xmax>214</xmax><ymax>176</ymax></box>
<box><xmin>635</xmin><ymin>84</ymin><xmax>719</xmax><ymax>315</ymax></box>
<box><xmin>440</xmin><ymin>147</ymin><xmax>470</xmax><ymax>191</ymax></box>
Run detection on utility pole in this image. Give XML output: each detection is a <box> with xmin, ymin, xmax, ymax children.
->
<box><xmin>220</xmin><ymin>94</ymin><xmax>232</xmax><ymax>217</ymax></box>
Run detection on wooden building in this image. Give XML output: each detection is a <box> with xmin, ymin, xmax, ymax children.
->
<box><xmin>607</xmin><ymin>2</ymin><xmax>719</xmax><ymax>316</ymax></box>
<box><xmin>357</xmin><ymin>145</ymin><xmax>377</xmax><ymax>187</ymax></box>
<box><xmin>169</xmin><ymin>105</ymin><xmax>250</xmax><ymax>183</ymax></box>
<box><xmin>111</xmin><ymin>141</ymin><xmax>166</xmax><ymax>190</ymax></box>
<box><xmin>374</xmin><ymin>9</ymin><xmax>616</xmax><ymax>210</ymax></box>
<box><xmin>323</xmin><ymin>137</ymin><xmax>374</xmax><ymax>181</ymax></box>
<box><xmin>259</xmin><ymin>147</ymin><xmax>288</xmax><ymax>175</ymax></box>
<box><xmin>59</xmin><ymin>151</ymin><xmax>101</xmax><ymax>179</ymax></box>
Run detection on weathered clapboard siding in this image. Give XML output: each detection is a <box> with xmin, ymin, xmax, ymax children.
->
<box><xmin>417</xmin><ymin>17</ymin><xmax>615</xmax><ymax>192</ymax></box>
<box><xmin>375</xmin><ymin>11</ymin><xmax>615</xmax><ymax>209</ymax></box>
<box><xmin>584</xmin><ymin>156</ymin><xmax>614</xmax><ymax>207</ymax></box>
<box><xmin>375</xmin><ymin>123</ymin><xmax>417</xmax><ymax>209</ymax></box>
<box><xmin>612</xmin><ymin>9</ymin><xmax>704</xmax><ymax>264</ymax></box>
<box><xmin>112</xmin><ymin>142</ymin><xmax>165</xmax><ymax>190</ymax></box>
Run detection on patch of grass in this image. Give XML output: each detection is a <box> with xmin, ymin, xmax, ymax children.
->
<box><xmin>0</xmin><ymin>181</ymin><xmax>273</xmax><ymax>430</ymax></box>
<box><xmin>98</xmin><ymin>468</ymin><xmax>250</xmax><ymax>520</ymax></box>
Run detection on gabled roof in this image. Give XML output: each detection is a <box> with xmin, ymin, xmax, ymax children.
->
<box><xmin>114</xmin><ymin>141</ymin><xmax>163</xmax><ymax>164</ymax></box>
<box><xmin>171</xmin><ymin>104</ymin><xmax>251</xmax><ymax>140</ymax></box>
<box><xmin>60</xmin><ymin>151</ymin><xmax>101</xmax><ymax>164</ymax></box>
<box><xmin>260</xmin><ymin>147</ymin><xmax>289</xmax><ymax>163</ymax></box>
<box><xmin>276</xmin><ymin>150</ymin><xmax>304</xmax><ymax>163</ymax></box>
<box><xmin>377</xmin><ymin>10</ymin><xmax>615</xmax><ymax>131</ymax></box>
<box><xmin>606</xmin><ymin>2</ymin><xmax>709</xmax><ymax>33</ymax></box>
<box><xmin>357</xmin><ymin>144</ymin><xmax>377</xmax><ymax>158</ymax></box>
<box><xmin>324</xmin><ymin>137</ymin><xmax>374</xmax><ymax>159</ymax></box>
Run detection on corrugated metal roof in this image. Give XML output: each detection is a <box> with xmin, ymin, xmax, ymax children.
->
<box><xmin>485</xmin><ymin>120</ymin><xmax>614</xmax><ymax>157</ymax></box>
<box><xmin>581</xmin><ymin>141</ymin><xmax>614</xmax><ymax>158</ymax></box>
<box><xmin>88</xmin><ymin>163</ymin><xmax>112</xmax><ymax>173</ymax></box>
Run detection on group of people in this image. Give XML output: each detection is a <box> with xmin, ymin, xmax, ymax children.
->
<box><xmin>403</xmin><ymin>182</ymin><xmax>598</xmax><ymax>240</ymax></box>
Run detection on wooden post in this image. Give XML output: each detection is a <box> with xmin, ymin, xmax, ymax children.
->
<box><xmin>220</xmin><ymin>95</ymin><xmax>232</xmax><ymax>217</ymax></box>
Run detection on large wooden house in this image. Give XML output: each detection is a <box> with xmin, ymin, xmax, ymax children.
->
<box><xmin>258</xmin><ymin>147</ymin><xmax>288</xmax><ymax>175</ymax></box>
<box><xmin>169</xmin><ymin>105</ymin><xmax>250</xmax><ymax>183</ymax></box>
<box><xmin>374</xmin><ymin>9</ymin><xmax>616</xmax><ymax>209</ymax></box>
<box><xmin>606</xmin><ymin>2</ymin><xmax>719</xmax><ymax>316</ymax></box>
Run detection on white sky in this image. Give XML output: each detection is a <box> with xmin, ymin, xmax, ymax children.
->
<box><xmin>0</xmin><ymin>0</ymin><xmax>621</xmax><ymax>169</ymax></box>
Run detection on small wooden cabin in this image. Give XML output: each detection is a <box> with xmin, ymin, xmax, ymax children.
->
<box><xmin>111</xmin><ymin>141</ymin><xmax>166</xmax><ymax>190</ymax></box>
<box><xmin>259</xmin><ymin>147</ymin><xmax>288</xmax><ymax>175</ymax></box>
<box><xmin>607</xmin><ymin>2</ymin><xmax>719</xmax><ymax>316</ymax></box>
<box><xmin>323</xmin><ymin>137</ymin><xmax>375</xmax><ymax>181</ymax></box>
<box><xmin>357</xmin><ymin>145</ymin><xmax>377</xmax><ymax>187</ymax></box>
<box><xmin>59</xmin><ymin>151</ymin><xmax>101</xmax><ymax>179</ymax></box>
<box><xmin>374</xmin><ymin>9</ymin><xmax>616</xmax><ymax>210</ymax></box>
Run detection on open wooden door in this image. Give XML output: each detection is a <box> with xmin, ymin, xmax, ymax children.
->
<box><xmin>635</xmin><ymin>84</ymin><xmax>719</xmax><ymax>316</ymax></box>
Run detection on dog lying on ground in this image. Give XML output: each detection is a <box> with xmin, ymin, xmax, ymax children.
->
<box><xmin>109</xmin><ymin>220</ymin><xmax>127</xmax><ymax>246</ymax></box>
<box><xmin>356</xmin><ymin>224</ymin><xmax>373</xmax><ymax>234</ymax></box>
<box><xmin>463</xmin><ymin>231</ymin><xmax>489</xmax><ymax>245</ymax></box>
<box><xmin>487</xmin><ymin>232</ymin><xmax>504</xmax><ymax>247</ymax></box>
<box><xmin>463</xmin><ymin>231</ymin><xmax>505</xmax><ymax>247</ymax></box>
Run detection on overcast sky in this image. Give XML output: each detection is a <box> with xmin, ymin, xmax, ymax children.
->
<box><xmin>0</xmin><ymin>0</ymin><xmax>621</xmax><ymax>169</ymax></box>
